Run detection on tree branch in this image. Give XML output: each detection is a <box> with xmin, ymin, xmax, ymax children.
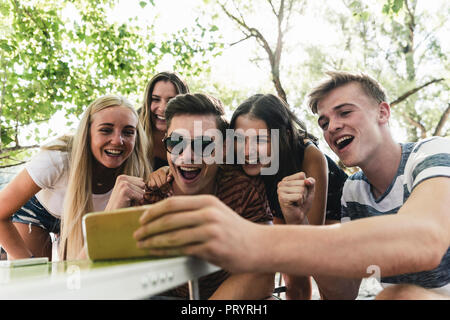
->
<box><xmin>433</xmin><ymin>104</ymin><xmax>450</xmax><ymax>136</ymax></box>
<box><xmin>267</xmin><ymin>0</ymin><xmax>278</xmax><ymax>17</ymax></box>
<box><xmin>229</xmin><ymin>34</ymin><xmax>253</xmax><ymax>47</ymax></box>
<box><xmin>1</xmin><ymin>117</ymin><xmax>52</xmax><ymax>131</ymax></box>
<box><xmin>404</xmin><ymin>0</ymin><xmax>416</xmax><ymax>28</ymax></box>
<box><xmin>0</xmin><ymin>144</ymin><xmax>40</xmax><ymax>155</ymax></box>
<box><xmin>405</xmin><ymin>113</ymin><xmax>427</xmax><ymax>139</ymax></box>
<box><xmin>0</xmin><ymin>161</ymin><xmax>26</xmax><ymax>169</ymax></box>
<box><xmin>219</xmin><ymin>1</ymin><xmax>249</xmax><ymax>32</ymax></box>
<box><xmin>390</xmin><ymin>78</ymin><xmax>444</xmax><ymax>107</ymax></box>
<box><xmin>217</xmin><ymin>0</ymin><xmax>287</xmax><ymax>102</ymax></box>
<box><xmin>231</xmin><ymin>0</ymin><xmax>247</xmax><ymax>25</ymax></box>
<box><xmin>283</xmin><ymin>0</ymin><xmax>299</xmax><ymax>34</ymax></box>
<box><xmin>11</xmin><ymin>0</ymin><xmax>50</xmax><ymax>39</ymax></box>
<box><xmin>274</xmin><ymin>0</ymin><xmax>285</xmax><ymax>66</ymax></box>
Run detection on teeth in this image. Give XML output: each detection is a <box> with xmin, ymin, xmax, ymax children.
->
<box><xmin>105</xmin><ymin>149</ymin><xmax>123</xmax><ymax>155</ymax></box>
<box><xmin>180</xmin><ymin>166</ymin><xmax>200</xmax><ymax>171</ymax></box>
<box><xmin>156</xmin><ymin>115</ymin><xmax>165</xmax><ymax>120</ymax></box>
<box><xmin>336</xmin><ymin>136</ymin><xmax>353</xmax><ymax>145</ymax></box>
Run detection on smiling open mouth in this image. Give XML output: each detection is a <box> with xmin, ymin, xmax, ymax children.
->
<box><xmin>155</xmin><ymin>114</ymin><xmax>165</xmax><ymax>121</ymax></box>
<box><xmin>178</xmin><ymin>166</ymin><xmax>201</xmax><ymax>180</ymax></box>
<box><xmin>335</xmin><ymin>136</ymin><xmax>354</xmax><ymax>150</ymax></box>
<box><xmin>105</xmin><ymin>149</ymin><xmax>124</xmax><ymax>156</ymax></box>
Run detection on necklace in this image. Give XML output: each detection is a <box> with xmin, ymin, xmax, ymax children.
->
<box><xmin>95</xmin><ymin>179</ymin><xmax>111</xmax><ymax>188</ymax></box>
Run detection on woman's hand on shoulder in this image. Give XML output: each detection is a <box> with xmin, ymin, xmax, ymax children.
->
<box><xmin>104</xmin><ymin>175</ymin><xmax>146</xmax><ymax>210</ymax></box>
<box><xmin>277</xmin><ymin>172</ymin><xmax>315</xmax><ymax>225</ymax></box>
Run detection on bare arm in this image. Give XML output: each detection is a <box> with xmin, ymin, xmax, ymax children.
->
<box><xmin>313</xmin><ymin>219</ymin><xmax>361</xmax><ymax>300</ymax></box>
<box><xmin>210</xmin><ymin>219</ymin><xmax>275</xmax><ymax>300</ymax></box>
<box><xmin>301</xmin><ymin>144</ymin><xmax>328</xmax><ymax>225</ymax></box>
<box><xmin>0</xmin><ymin>169</ymin><xmax>41</xmax><ymax>259</ymax></box>
<box><xmin>314</xmin><ymin>274</ymin><xmax>361</xmax><ymax>300</ymax></box>
<box><xmin>134</xmin><ymin>177</ymin><xmax>449</xmax><ymax>279</ymax></box>
<box><xmin>209</xmin><ymin>272</ymin><xmax>275</xmax><ymax>300</ymax></box>
<box><xmin>278</xmin><ymin>151</ymin><xmax>355</xmax><ymax>298</ymax></box>
<box><xmin>259</xmin><ymin>177</ymin><xmax>450</xmax><ymax>278</ymax></box>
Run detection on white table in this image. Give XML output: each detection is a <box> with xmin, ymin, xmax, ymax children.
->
<box><xmin>0</xmin><ymin>257</ymin><xmax>220</xmax><ymax>299</ymax></box>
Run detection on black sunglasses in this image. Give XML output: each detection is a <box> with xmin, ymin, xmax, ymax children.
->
<box><xmin>163</xmin><ymin>133</ymin><xmax>215</xmax><ymax>156</ymax></box>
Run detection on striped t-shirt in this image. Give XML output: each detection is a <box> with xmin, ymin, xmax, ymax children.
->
<box><xmin>341</xmin><ymin>136</ymin><xmax>450</xmax><ymax>292</ymax></box>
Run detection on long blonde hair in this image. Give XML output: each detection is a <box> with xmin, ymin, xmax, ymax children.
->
<box><xmin>60</xmin><ymin>94</ymin><xmax>151</xmax><ymax>260</ymax></box>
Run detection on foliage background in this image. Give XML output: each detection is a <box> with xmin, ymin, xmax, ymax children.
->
<box><xmin>1</xmin><ymin>0</ymin><xmax>449</xmax><ymax>186</ymax></box>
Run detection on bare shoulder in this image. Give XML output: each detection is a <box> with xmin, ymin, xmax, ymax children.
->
<box><xmin>303</xmin><ymin>141</ymin><xmax>327</xmax><ymax>168</ymax></box>
<box><xmin>2</xmin><ymin>169</ymin><xmax>40</xmax><ymax>194</ymax></box>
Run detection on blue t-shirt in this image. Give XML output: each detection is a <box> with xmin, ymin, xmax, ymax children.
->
<box><xmin>341</xmin><ymin>137</ymin><xmax>450</xmax><ymax>290</ymax></box>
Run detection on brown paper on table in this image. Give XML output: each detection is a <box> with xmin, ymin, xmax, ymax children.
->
<box><xmin>82</xmin><ymin>205</ymin><xmax>152</xmax><ymax>261</ymax></box>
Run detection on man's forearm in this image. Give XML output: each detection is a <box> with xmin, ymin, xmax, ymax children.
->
<box><xmin>252</xmin><ymin>214</ymin><xmax>444</xmax><ymax>279</ymax></box>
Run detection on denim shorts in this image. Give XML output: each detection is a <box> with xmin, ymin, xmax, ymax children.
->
<box><xmin>11</xmin><ymin>195</ymin><xmax>61</xmax><ymax>234</ymax></box>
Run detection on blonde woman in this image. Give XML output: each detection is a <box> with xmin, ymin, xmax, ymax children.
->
<box><xmin>60</xmin><ymin>95</ymin><xmax>151</xmax><ymax>260</ymax></box>
<box><xmin>0</xmin><ymin>95</ymin><xmax>150</xmax><ymax>261</ymax></box>
<box><xmin>139</xmin><ymin>71</ymin><xmax>189</xmax><ymax>170</ymax></box>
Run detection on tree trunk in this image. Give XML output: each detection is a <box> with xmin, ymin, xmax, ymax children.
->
<box><xmin>218</xmin><ymin>0</ymin><xmax>290</xmax><ymax>104</ymax></box>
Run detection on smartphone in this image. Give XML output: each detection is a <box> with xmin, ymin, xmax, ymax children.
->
<box><xmin>82</xmin><ymin>205</ymin><xmax>154</xmax><ymax>260</ymax></box>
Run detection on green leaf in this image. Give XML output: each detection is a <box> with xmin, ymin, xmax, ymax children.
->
<box><xmin>392</xmin><ymin>0</ymin><xmax>404</xmax><ymax>13</ymax></box>
<box><xmin>1</xmin><ymin>130</ymin><xmax>14</xmax><ymax>146</ymax></box>
<box><xmin>382</xmin><ymin>0</ymin><xmax>404</xmax><ymax>15</ymax></box>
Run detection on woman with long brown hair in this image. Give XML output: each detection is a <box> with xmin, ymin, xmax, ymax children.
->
<box><xmin>139</xmin><ymin>72</ymin><xmax>189</xmax><ymax>170</ymax></box>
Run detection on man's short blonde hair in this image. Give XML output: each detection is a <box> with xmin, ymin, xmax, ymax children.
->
<box><xmin>307</xmin><ymin>71</ymin><xmax>387</xmax><ymax>114</ymax></box>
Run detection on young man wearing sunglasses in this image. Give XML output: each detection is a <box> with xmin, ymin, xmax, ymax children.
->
<box><xmin>138</xmin><ymin>93</ymin><xmax>274</xmax><ymax>300</ymax></box>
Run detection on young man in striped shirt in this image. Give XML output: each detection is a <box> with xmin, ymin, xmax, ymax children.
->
<box><xmin>135</xmin><ymin>73</ymin><xmax>449</xmax><ymax>299</ymax></box>
<box><xmin>310</xmin><ymin>72</ymin><xmax>449</xmax><ymax>298</ymax></box>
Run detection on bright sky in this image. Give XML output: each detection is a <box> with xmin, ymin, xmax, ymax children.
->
<box><xmin>32</xmin><ymin>0</ymin><xmax>269</xmax><ymax>145</ymax></box>
<box><xmin>109</xmin><ymin>0</ymin><xmax>272</xmax><ymax>91</ymax></box>
<box><xmin>26</xmin><ymin>0</ymin><xmax>449</xmax><ymax>148</ymax></box>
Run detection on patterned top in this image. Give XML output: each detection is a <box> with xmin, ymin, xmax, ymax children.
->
<box><xmin>341</xmin><ymin>137</ymin><xmax>450</xmax><ymax>290</ymax></box>
<box><xmin>142</xmin><ymin>166</ymin><xmax>273</xmax><ymax>299</ymax></box>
